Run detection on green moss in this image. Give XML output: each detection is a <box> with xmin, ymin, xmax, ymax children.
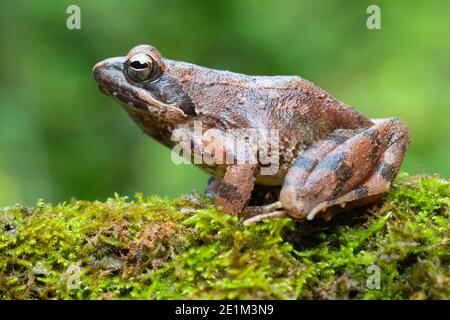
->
<box><xmin>0</xmin><ymin>174</ymin><xmax>448</xmax><ymax>300</ymax></box>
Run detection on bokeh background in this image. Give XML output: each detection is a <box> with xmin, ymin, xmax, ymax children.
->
<box><xmin>0</xmin><ymin>0</ymin><xmax>449</xmax><ymax>207</ymax></box>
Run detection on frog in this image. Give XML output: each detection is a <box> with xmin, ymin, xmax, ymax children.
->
<box><xmin>93</xmin><ymin>44</ymin><xmax>409</xmax><ymax>223</ymax></box>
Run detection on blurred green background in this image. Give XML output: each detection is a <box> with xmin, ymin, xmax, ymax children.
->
<box><xmin>0</xmin><ymin>0</ymin><xmax>448</xmax><ymax>207</ymax></box>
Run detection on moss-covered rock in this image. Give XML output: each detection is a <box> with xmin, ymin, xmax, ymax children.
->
<box><xmin>0</xmin><ymin>174</ymin><xmax>448</xmax><ymax>300</ymax></box>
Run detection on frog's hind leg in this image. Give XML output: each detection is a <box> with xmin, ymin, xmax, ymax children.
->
<box><xmin>242</xmin><ymin>128</ymin><xmax>357</xmax><ymax>219</ymax></box>
<box><xmin>280</xmin><ymin>118</ymin><xmax>409</xmax><ymax>220</ymax></box>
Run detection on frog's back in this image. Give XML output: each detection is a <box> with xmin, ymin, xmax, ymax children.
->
<box><xmin>167</xmin><ymin>58</ymin><xmax>310</xmax><ymax>90</ymax></box>
<box><xmin>167</xmin><ymin>58</ymin><xmax>371</xmax><ymax>131</ymax></box>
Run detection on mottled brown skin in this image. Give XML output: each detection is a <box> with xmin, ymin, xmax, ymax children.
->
<box><xmin>93</xmin><ymin>44</ymin><xmax>409</xmax><ymax>221</ymax></box>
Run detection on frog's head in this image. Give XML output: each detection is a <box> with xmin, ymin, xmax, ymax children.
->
<box><xmin>93</xmin><ymin>45</ymin><xmax>196</xmax><ymax>138</ymax></box>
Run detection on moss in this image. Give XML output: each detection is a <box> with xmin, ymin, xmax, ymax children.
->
<box><xmin>0</xmin><ymin>174</ymin><xmax>448</xmax><ymax>300</ymax></box>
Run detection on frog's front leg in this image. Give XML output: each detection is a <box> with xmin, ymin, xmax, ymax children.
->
<box><xmin>280</xmin><ymin>118</ymin><xmax>409</xmax><ymax>220</ymax></box>
<box><xmin>215</xmin><ymin>164</ymin><xmax>256</xmax><ymax>214</ymax></box>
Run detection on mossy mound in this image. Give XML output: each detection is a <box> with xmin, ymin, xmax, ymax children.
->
<box><xmin>0</xmin><ymin>174</ymin><xmax>448</xmax><ymax>300</ymax></box>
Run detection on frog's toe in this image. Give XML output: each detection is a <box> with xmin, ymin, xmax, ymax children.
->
<box><xmin>242</xmin><ymin>210</ymin><xmax>287</xmax><ymax>225</ymax></box>
<box><xmin>242</xmin><ymin>201</ymin><xmax>282</xmax><ymax>218</ymax></box>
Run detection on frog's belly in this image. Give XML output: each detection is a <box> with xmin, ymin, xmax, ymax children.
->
<box><xmin>194</xmin><ymin>138</ymin><xmax>304</xmax><ymax>185</ymax></box>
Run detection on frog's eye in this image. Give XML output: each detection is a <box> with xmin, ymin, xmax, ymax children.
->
<box><xmin>126</xmin><ymin>53</ymin><xmax>156</xmax><ymax>82</ymax></box>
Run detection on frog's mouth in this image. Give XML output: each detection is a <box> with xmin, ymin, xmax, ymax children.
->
<box><xmin>93</xmin><ymin>57</ymin><xmax>188</xmax><ymax>119</ymax></box>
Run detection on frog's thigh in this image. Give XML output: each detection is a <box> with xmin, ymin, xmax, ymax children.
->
<box><xmin>307</xmin><ymin>129</ymin><xmax>409</xmax><ymax>221</ymax></box>
<box><xmin>280</xmin><ymin>118</ymin><xmax>409</xmax><ymax>220</ymax></box>
<box><xmin>283</xmin><ymin>128</ymin><xmax>358</xmax><ymax>187</ymax></box>
<box><xmin>215</xmin><ymin>164</ymin><xmax>256</xmax><ymax>214</ymax></box>
<box><xmin>242</xmin><ymin>128</ymin><xmax>357</xmax><ymax>217</ymax></box>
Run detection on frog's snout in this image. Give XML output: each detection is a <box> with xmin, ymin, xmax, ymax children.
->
<box><xmin>92</xmin><ymin>61</ymin><xmax>102</xmax><ymax>80</ymax></box>
<box><xmin>92</xmin><ymin>59</ymin><xmax>110</xmax><ymax>84</ymax></box>
<box><xmin>93</xmin><ymin>62</ymin><xmax>110</xmax><ymax>96</ymax></box>
<box><xmin>92</xmin><ymin>57</ymin><xmax>126</xmax><ymax>82</ymax></box>
<box><xmin>92</xmin><ymin>61</ymin><xmax>106</xmax><ymax>90</ymax></box>
<box><xmin>93</xmin><ymin>57</ymin><xmax>128</xmax><ymax>98</ymax></box>
<box><xmin>92</xmin><ymin>60</ymin><xmax>100</xmax><ymax>71</ymax></box>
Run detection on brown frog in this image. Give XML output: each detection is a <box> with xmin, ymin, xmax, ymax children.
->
<box><xmin>93</xmin><ymin>44</ymin><xmax>409</xmax><ymax>223</ymax></box>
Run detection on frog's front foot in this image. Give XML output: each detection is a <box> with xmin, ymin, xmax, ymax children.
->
<box><xmin>280</xmin><ymin>118</ymin><xmax>409</xmax><ymax>221</ymax></box>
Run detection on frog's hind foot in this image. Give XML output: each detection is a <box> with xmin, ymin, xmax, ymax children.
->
<box><xmin>242</xmin><ymin>201</ymin><xmax>283</xmax><ymax>218</ymax></box>
<box><xmin>242</xmin><ymin>210</ymin><xmax>287</xmax><ymax>225</ymax></box>
<box><xmin>280</xmin><ymin>118</ymin><xmax>409</xmax><ymax>220</ymax></box>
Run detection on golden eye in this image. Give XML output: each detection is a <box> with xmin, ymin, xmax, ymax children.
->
<box><xmin>126</xmin><ymin>53</ymin><xmax>155</xmax><ymax>82</ymax></box>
